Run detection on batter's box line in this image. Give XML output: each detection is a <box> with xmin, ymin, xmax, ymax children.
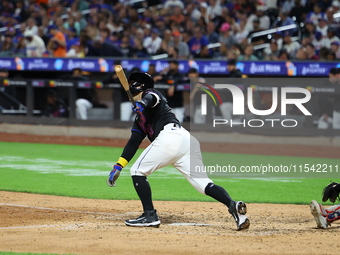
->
<box><xmin>0</xmin><ymin>203</ymin><xmax>138</xmax><ymax>217</ymax></box>
<box><xmin>0</xmin><ymin>224</ymin><xmax>75</xmax><ymax>230</ymax></box>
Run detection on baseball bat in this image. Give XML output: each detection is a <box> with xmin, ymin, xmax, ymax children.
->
<box><xmin>114</xmin><ymin>65</ymin><xmax>136</xmax><ymax>106</ymax></box>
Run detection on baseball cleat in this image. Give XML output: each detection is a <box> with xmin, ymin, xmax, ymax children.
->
<box><xmin>310</xmin><ymin>200</ymin><xmax>329</xmax><ymax>229</ymax></box>
<box><xmin>228</xmin><ymin>201</ymin><xmax>250</xmax><ymax>231</ymax></box>
<box><xmin>125</xmin><ymin>209</ymin><xmax>161</xmax><ymax>228</ymax></box>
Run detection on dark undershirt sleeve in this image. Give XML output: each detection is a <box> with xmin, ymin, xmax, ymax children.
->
<box><xmin>120</xmin><ymin>130</ymin><xmax>146</xmax><ymax>162</ymax></box>
<box><xmin>142</xmin><ymin>92</ymin><xmax>158</xmax><ymax>108</ymax></box>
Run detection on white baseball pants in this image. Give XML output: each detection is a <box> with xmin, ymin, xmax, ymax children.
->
<box><xmin>76</xmin><ymin>98</ymin><xmax>93</xmax><ymax>120</ymax></box>
<box><xmin>130</xmin><ymin>123</ymin><xmax>213</xmax><ymax>194</ymax></box>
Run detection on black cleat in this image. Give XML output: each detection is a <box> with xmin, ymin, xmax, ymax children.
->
<box><xmin>125</xmin><ymin>209</ymin><xmax>161</xmax><ymax>228</ymax></box>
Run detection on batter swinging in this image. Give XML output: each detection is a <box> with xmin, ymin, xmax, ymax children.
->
<box><xmin>107</xmin><ymin>72</ymin><xmax>250</xmax><ymax>231</ymax></box>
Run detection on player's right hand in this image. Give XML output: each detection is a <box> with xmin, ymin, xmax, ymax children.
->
<box><xmin>107</xmin><ymin>164</ymin><xmax>122</xmax><ymax>187</ymax></box>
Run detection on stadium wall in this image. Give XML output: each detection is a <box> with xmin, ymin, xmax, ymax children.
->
<box><xmin>1</xmin><ymin>123</ymin><xmax>339</xmax><ymax>147</ymax></box>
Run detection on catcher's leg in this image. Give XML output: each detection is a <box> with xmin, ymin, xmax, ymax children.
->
<box><xmin>326</xmin><ymin>204</ymin><xmax>340</xmax><ymax>223</ymax></box>
<box><xmin>310</xmin><ymin>200</ymin><xmax>329</xmax><ymax>229</ymax></box>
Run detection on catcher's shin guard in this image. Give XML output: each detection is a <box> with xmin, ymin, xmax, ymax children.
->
<box><xmin>326</xmin><ymin>205</ymin><xmax>340</xmax><ymax>222</ymax></box>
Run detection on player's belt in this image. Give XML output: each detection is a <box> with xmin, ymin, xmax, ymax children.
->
<box><xmin>163</xmin><ymin>123</ymin><xmax>181</xmax><ymax>130</ymax></box>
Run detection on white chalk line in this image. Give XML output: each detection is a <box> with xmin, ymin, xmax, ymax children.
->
<box><xmin>0</xmin><ymin>224</ymin><xmax>75</xmax><ymax>230</ymax></box>
<box><xmin>0</xmin><ymin>203</ymin><xmax>131</xmax><ymax>231</ymax></box>
<box><xmin>0</xmin><ymin>155</ymin><xmax>181</xmax><ymax>177</ymax></box>
<box><xmin>0</xmin><ymin>203</ymin><xmax>139</xmax><ymax>216</ymax></box>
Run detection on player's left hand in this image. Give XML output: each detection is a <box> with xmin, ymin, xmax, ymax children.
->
<box><xmin>132</xmin><ymin>100</ymin><xmax>146</xmax><ymax>113</ymax></box>
<box><xmin>107</xmin><ymin>164</ymin><xmax>122</xmax><ymax>187</ymax></box>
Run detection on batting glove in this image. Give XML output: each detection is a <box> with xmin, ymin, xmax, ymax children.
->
<box><xmin>132</xmin><ymin>100</ymin><xmax>146</xmax><ymax>113</ymax></box>
<box><xmin>107</xmin><ymin>164</ymin><xmax>122</xmax><ymax>187</ymax></box>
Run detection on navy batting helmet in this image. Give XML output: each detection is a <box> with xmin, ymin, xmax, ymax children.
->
<box><xmin>128</xmin><ymin>72</ymin><xmax>154</xmax><ymax>96</ymax></box>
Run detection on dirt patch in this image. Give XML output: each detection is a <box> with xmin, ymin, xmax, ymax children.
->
<box><xmin>0</xmin><ymin>191</ymin><xmax>338</xmax><ymax>255</ymax></box>
<box><xmin>0</xmin><ymin>132</ymin><xmax>339</xmax><ymax>254</ymax></box>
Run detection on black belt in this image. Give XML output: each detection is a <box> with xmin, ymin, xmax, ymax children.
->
<box><xmin>163</xmin><ymin>123</ymin><xmax>181</xmax><ymax>130</ymax></box>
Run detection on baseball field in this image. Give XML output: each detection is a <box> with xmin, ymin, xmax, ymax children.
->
<box><xmin>0</xmin><ymin>132</ymin><xmax>339</xmax><ymax>255</ymax></box>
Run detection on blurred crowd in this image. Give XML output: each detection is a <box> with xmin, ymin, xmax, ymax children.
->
<box><xmin>1</xmin><ymin>0</ymin><xmax>340</xmax><ymax>61</ymax></box>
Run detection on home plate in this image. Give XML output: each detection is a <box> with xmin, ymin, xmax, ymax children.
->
<box><xmin>169</xmin><ymin>223</ymin><xmax>214</xmax><ymax>226</ymax></box>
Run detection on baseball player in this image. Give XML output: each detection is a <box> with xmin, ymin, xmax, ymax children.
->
<box><xmin>310</xmin><ymin>182</ymin><xmax>340</xmax><ymax>229</ymax></box>
<box><xmin>107</xmin><ymin>72</ymin><xmax>250</xmax><ymax>231</ymax></box>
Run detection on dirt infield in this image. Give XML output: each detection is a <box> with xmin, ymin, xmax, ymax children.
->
<box><xmin>0</xmin><ymin>191</ymin><xmax>339</xmax><ymax>255</ymax></box>
<box><xmin>0</xmin><ymin>132</ymin><xmax>339</xmax><ymax>254</ymax></box>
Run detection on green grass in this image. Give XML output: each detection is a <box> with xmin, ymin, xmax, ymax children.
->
<box><xmin>0</xmin><ymin>141</ymin><xmax>339</xmax><ymax>205</ymax></box>
<box><xmin>1</xmin><ymin>141</ymin><xmax>338</xmax><ymax>255</ymax></box>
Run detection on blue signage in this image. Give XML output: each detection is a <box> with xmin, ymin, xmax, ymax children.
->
<box><xmin>0</xmin><ymin>57</ymin><xmax>337</xmax><ymax>76</ymax></box>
